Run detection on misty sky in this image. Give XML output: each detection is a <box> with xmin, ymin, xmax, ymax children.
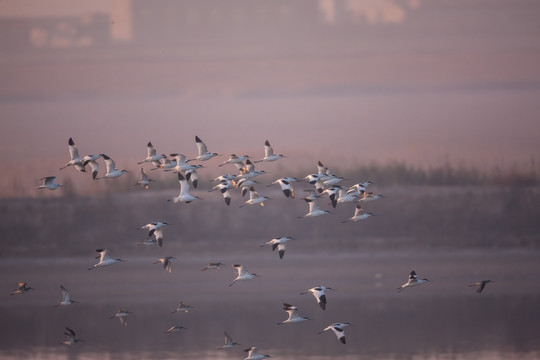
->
<box><xmin>1</xmin><ymin>0</ymin><xmax>540</xmax><ymax>195</ymax></box>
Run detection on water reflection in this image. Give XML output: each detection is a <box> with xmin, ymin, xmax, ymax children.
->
<box><xmin>1</xmin><ymin>294</ymin><xmax>539</xmax><ymax>360</ymax></box>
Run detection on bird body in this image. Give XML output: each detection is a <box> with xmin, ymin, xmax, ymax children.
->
<box><xmin>61</xmin><ymin>327</ymin><xmax>81</xmax><ymax>345</ymax></box>
<box><xmin>244</xmin><ymin>346</ymin><xmax>272</xmax><ymax>360</ymax></box>
<box><xmin>277</xmin><ymin>303</ymin><xmax>310</xmax><ymax>324</ymax></box>
<box><xmin>37</xmin><ymin>176</ymin><xmax>63</xmax><ymax>190</ymax></box>
<box><xmin>318</xmin><ymin>322</ymin><xmax>352</xmax><ymax>344</ymax></box>
<box><xmin>10</xmin><ymin>282</ymin><xmax>33</xmax><ymax>295</ymax></box>
<box><xmin>229</xmin><ymin>264</ymin><xmax>258</xmax><ymax>286</ymax></box>
<box><xmin>59</xmin><ymin>137</ymin><xmax>85</xmax><ymax>172</ymax></box>
<box><xmin>55</xmin><ymin>285</ymin><xmax>77</xmax><ymax>306</ymax></box>
<box><xmin>268</xmin><ymin>178</ymin><xmax>295</xmax><ymax>198</ymax></box>
<box><xmin>88</xmin><ymin>249</ymin><xmax>125</xmax><ymax>270</ymax></box>
<box><xmin>138</xmin><ymin>222</ymin><xmax>168</xmax><ymax>247</ymax></box>
<box><xmin>154</xmin><ymin>256</ymin><xmax>176</xmax><ymax>273</ymax></box>
<box><xmin>202</xmin><ymin>262</ymin><xmax>225</xmax><ymax>271</ymax></box>
<box><xmin>342</xmin><ymin>204</ymin><xmax>373</xmax><ymax>223</ymax></box>
<box><xmin>218</xmin><ymin>331</ymin><xmax>240</xmax><ymax>350</ymax></box>
<box><xmin>299</xmin><ymin>199</ymin><xmax>330</xmax><ymax>218</ymax></box>
<box><xmin>169</xmin><ymin>173</ymin><xmax>200</xmax><ymax>203</ymax></box>
<box><xmin>165</xmin><ymin>325</ymin><xmax>186</xmax><ymax>334</ymax></box>
<box><xmin>137</xmin><ymin>142</ymin><xmax>165</xmax><ymax>165</ymax></box>
<box><xmin>397</xmin><ymin>270</ymin><xmax>430</xmax><ymax>292</ymax></box>
<box><xmin>82</xmin><ymin>154</ymin><xmax>103</xmax><ymax>180</ymax></box>
<box><xmin>191</xmin><ymin>135</ymin><xmax>219</xmax><ymax>161</ymax></box>
<box><xmin>99</xmin><ymin>154</ymin><xmax>128</xmax><ymax>179</ymax></box>
<box><xmin>254</xmin><ymin>140</ymin><xmax>284</xmax><ymax>163</ymax></box>
<box><xmin>243</xmin><ymin>187</ymin><xmax>269</xmax><ymax>206</ymax></box>
<box><xmin>300</xmin><ymin>286</ymin><xmax>334</xmax><ymax>310</ymax></box>
<box><xmin>171</xmin><ymin>301</ymin><xmax>194</xmax><ymax>313</ymax></box>
<box><xmin>469</xmin><ymin>280</ymin><xmax>493</xmax><ymax>294</ymax></box>
<box><xmin>134</xmin><ymin>168</ymin><xmax>154</xmax><ymax>189</ymax></box>
<box><xmin>260</xmin><ymin>237</ymin><xmax>292</xmax><ymax>259</ymax></box>
<box><xmin>110</xmin><ymin>308</ymin><xmax>132</xmax><ymax>326</ymax></box>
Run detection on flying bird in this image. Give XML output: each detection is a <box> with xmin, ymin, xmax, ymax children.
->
<box><xmin>164</xmin><ymin>325</ymin><xmax>187</xmax><ymax>334</ymax></box>
<box><xmin>267</xmin><ymin>178</ymin><xmax>295</xmax><ymax>198</ymax></box>
<box><xmin>260</xmin><ymin>237</ymin><xmax>292</xmax><ymax>259</ymax></box>
<box><xmin>60</xmin><ymin>327</ymin><xmax>82</xmax><ymax>346</ymax></box>
<box><xmin>59</xmin><ymin>137</ymin><xmax>85</xmax><ymax>172</ymax></box>
<box><xmin>254</xmin><ymin>140</ymin><xmax>285</xmax><ymax>163</ymax></box>
<box><xmin>229</xmin><ymin>264</ymin><xmax>258</xmax><ymax>286</ymax></box>
<box><xmin>397</xmin><ymin>270</ymin><xmax>430</xmax><ymax>292</ymax></box>
<box><xmin>243</xmin><ymin>346</ymin><xmax>273</xmax><ymax>360</ymax></box>
<box><xmin>300</xmin><ymin>286</ymin><xmax>335</xmax><ymax>310</ymax></box>
<box><xmin>318</xmin><ymin>322</ymin><xmax>352</xmax><ymax>344</ymax></box>
<box><xmin>10</xmin><ymin>282</ymin><xmax>33</xmax><ymax>295</ymax></box>
<box><xmin>82</xmin><ymin>154</ymin><xmax>103</xmax><ymax>180</ymax></box>
<box><xmin>277</xmin><ymin>303</ymin><xmax>310</xmax><ymax>325</ymax></box>
<box><xmin>218</xmin><ymin>331</ymin><xmax>240</xmax><ymax>350</ymax></box>
<box><xmin>190</xmin><ymin>135</ymin><xmax>219</xmax><ymax>161</ymax></box>
<box><xmin>168</xmin><ymin>173</ymin><xmax>200</xmax><ymax>203</ymax></box>
<box><xmin>342</xmin><ymin>204</ymin><xmax>373</xmax><ymax>223</ymax></box>
<box><xmin>37</xmin><ymin>176</ymin><xmax>63</xmax><ymax>190</ymax></box>
<box><xmin>154</xmin><ymin>256</ymin><xmax>176</xmax><ymax>273</ymax></box>
<box><xmin>137</xmin><ymin>222</ymin><xmax>169</xmax><ymax>247</ymax></box>
<box><xmin>202</xmin><ymin>261</ymin><xmax>225</xmax><ymax>271</ymax></box>
<box><xmin>242</xmin><ymin>187</ymin><xmax>269</xmax><ymax>207</ymax></box>
<box><xmin>88</xmin><ymin>249</ymin><xmax>125</xmax><ymax>270</ymax></box>
<box><xmin>137</xmin><ymin>142</ymin><xmax>165</xmax><ymax>165</ymax></box>
<box><xmin>298</xmin><ymin>199</ymin><xmax>331</xmax><ymax>218</ymax></box>
<box><xmin>134</xmin><ymin>168</ymin><xmax>154</xmax><ymax>189</ymax></box>
<box><xmin>110</xmin><ymin>308</ymin><xmax>132</xmax><ymax>326</ymax></box>
<box><xmin>171</xmin><ymin>301</ymin><xmax>194</xmax><ymax>313</ymax></box>
<box><xmin>55</xmin><ymin>285</ymin><xmax>77</xmax><ymax>307</ymax></box>
<box><xmin>468</xmin><ymin>280</ymin><xmax>493</xmax><ymax>294</ymax></box>
<box><xmin>98</xmin><ymin>154</ymin><xmax>128</xmax><ymax>179</ymax></box>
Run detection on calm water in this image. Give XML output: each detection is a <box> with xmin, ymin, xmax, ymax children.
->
<box><xmin>2</xmin><ymin>250</ymin><xmax>540</xmax><ymax>360</ymax></box>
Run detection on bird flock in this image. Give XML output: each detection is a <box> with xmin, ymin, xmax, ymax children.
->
<box><xmin>15</xmin><ymin>136</ymin><xmax>494</xmax><ymax>358</ymax></box>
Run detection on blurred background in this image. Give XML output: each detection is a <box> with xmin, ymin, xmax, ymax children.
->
<box><xmin>1</xmin><ymin>1</ymin><xmax>540</xmax><ymax>359</ymax></box>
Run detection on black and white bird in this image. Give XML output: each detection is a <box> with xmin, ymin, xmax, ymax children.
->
<box><xmin>191</xmin><ymin>135</ymin><xmax>219</xmax><ymax>161</ymax></box>
<box><xmin>342</xmin><ymin>204</ymin><xmax>373</xmax><ymax>223</ymax></box>
<box><xmin>397</xmin><ymin>270</ymin><xmax>430</xmax><ymax>292</ymax></box>
<box><xmin>168</xmin><ymin>173</ymin><xmax>200</xmax><ymax>203</ymax></box>
<box><xmin>229</xmin><ymin>264</ymin><xmax>258</xmax><ymax>286</ymax></box>
<box><xmin>254</xmin><ymin>140</ymin><xmax>285</xmax><ymax>163</ymax></box>
<box><xmin>171</xmin><ymin>301</ymin><xmax>194</xmax><ymax>313</ymax></box>
<box><xmin>59</xmin><ymin>137</ymin><xmax>85</xmax><ymax>172</ymax></box>
<box><xmin>300</xmin><ymin>285</ymin><xmax>335</xmax><ymax>310</ymax></box>
<box><xmin>134</xmin><ymin>168</ymin><xmax>154</xmax><ymax>189</ymax></box>
<box><xmin>82</xmin><ymin>154</ymin><xmax>103</xmax><ymax>180</ymax></box>
<box><xmin>202</xmin><ymin>261</ymin><xmax>225</xmax><ymax>271</ymax></box>
<box><xmin>298</xmin><ymin>199</ymin><xmax>331</xmax><ymax>218</ymax></box>
<box><xmin>99</xmin><ymin>154</ymin><xmax>128</xmax><ymax>179</ymax></box>
<box><xmin>243</xmin><ymin>346</ymin><xmax>273</xmax><ymax>360</ymax></box>
<box><xmin>137</xmin><ymin>142</ymin><xmax>165</xmax><ymax>165</ymax></box>
<box><xmin>260</xmin><ymin>237</ymin><xmax>292</xmax><ymax>260</ymax></box>
<box><xmin>318</xmin><ymin>322</ymin><xmax>352</xmax><ymax>344</ymax></box>
<box><xmin>267</xmin><ymin>178</ymin><xmax>295</xmax><ymax>199</ymax></box>
<box><xmin>277</xmin><ymin>303</ymin><xmax>310</xmax><ymax>324</ymax></box>
<box><xmin>88</xmin><ymin>249</ymin><xmax>125</xmax><ymax>270</ymax></box>
<box><xmin>138</xmin><ymin>222</ymin><xmax>169</xmax><ymax>247</ymax></box>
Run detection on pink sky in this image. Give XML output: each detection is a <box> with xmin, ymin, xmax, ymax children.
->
<box><xmin>1</xmin><ymin>0</ymin><xmax>540</xmax><ymax>195</ymax></box>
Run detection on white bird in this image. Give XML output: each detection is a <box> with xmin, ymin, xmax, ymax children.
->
<box><xmin>229</xmin><ymin>264</ymin><xmax>258</xmax><ymax>286</ymax></box>
<box><xmin>137</xmin><ymin>222</ymin><xmax>169</xmax><ymax>247</ymax></box>
<box><xmin>218</xmin><ymin>331</ymin><xmax>240</xmax><ymax>350</ymax></box>
<box><xmin>137</xmin><ymin>142</ymin><xmax>165</xmax><ymax>165</ymax></box>
<box><xmin>168</xmin><ymin>173</ymin><xmax>200</xmax><ymax>203</ymax></box>
<box><xmin>244</xmin><ymin>346</ymin><xmax>273</xmax><ymax>360</ymax></box>
<box><xmin>267</xmin><ymin>178</ymin><xmax>295</xmax><ymax>199</ymax></box>
<box><xmin>137</xmin><ymin>237</ymin><xmax>158</xmax><ymax>247</ymax></box>
<box><xmin>219</xmin><ymin>154</ymin><xmax>250</xmax><ymax>167</ymax></box>
<box><xmin>59</xmin><ymin>137</ymin><xmax>85</xmax><ymax>172</ymax></box>
<box><xmin>37</xmin><ymin>176</ymin><xmax>63</xmax><ymax>190</ymax></box>
<box><xmin>82</xmin><ymin>154</ymin><xmax>103</xmax><ymax>180</ymax></box>
<box><xmin>202</xmin><ymin>261</ymin><xmax>225</xmax><ymax>271</ymax></box>
<box><xmin>347</xmin><ymin>182</ymin><xmax>373</xmax><ymax>196</ymax></box>
<box><xmin>304</xmin><ymin>173</ymin><xmax>322</xmax><ymax>185</ymax></box>
<box><xmin>397</xmin><ymin>270</ymin><xmax>430</xmax><ymax>292</ymax></box>
<box><xmin>298</xmin><ymin>199</ymin><xmax>331</xmax><ymax>218</ymax></box>
<box><xmin>154</xmin><ymin>256</ymin><xmax>176</xmax><ymax>273</ymax></box>
<box><xmin>171</xmin><ymin>301</ymin><xmax>194</xmax><ymax>313</ymax></box>
<box><xmin>358</xmin><ymin>191</ymin><xmax>383</xmax><ymax>202</ymax></box>
<box><xmin>242</xmin><ymin>187</ymin><xmax>269</xmax><ymax>207</ymax></box>
<box><xmin>318</xmin><ymin>322</ymin><xmax>352</xmax><ymax>344</ymax></box>
<box><xmin>337</xmin><ymin>188</ymin><xmax>358</xmax><ymax>204</ymax></box>
<box><xmin>99</xmin><ymin>154</ymin><xmax>128</xmax><ymax>179</ymax></box>
<box><xmin>60</xmin><ymin>327</ymin><xmax>82</xmax><ymax>346</ymax></box>
<box><xmin>184</xmin><ymin>167</ymin><xmax>200</xmax><ymax>188</ymax></box>
<box><xmin>277</xmin><ymin>303</ymin><xmax>310</xmax><ymax>324</ymax></box>
<box><xmin>134</xmin><ymin>168</ymin><xmax>154</xmax><ymax>189</ymax></box>
<box><xmin>88</xmin><ymin>249</ymin><xmax>125</xmax><ymax>270</ymax></box>
<box><xmin>10</xmin><ymin>282</ymin><xmax>33</xmax><ymax>295</ymax></box>
<box><xmin>211</xmin><ymin>182</ymin><xmax>232</xmax><ymax>206</ymax></box>
<box><xmin>164</xmin><ymin>325</ymin><xmax>186</xmax><ymax>334</ymax></box>
<box><xmin>254</xmin><ymin>140</ymin><xmax>285</xmax><ymax>163</ymax></box>
<box><xmin>170</xmin><ymin>153</ymin><xmax>202</xmax><ymax>173</ymax></box>
<box><xmin>110</xmin><ymin>308</ymin><xmax>132</xmax><ymax>326</ymax></box>
<box><xmin>152</xmin><ymin>156</ymin><xmax>177</xmax><ymax>171</ymax></box>
<box><xmin>190</xmin><ymin>135</ymin><xmax>219</xmax><ymax>161</ymax></box>
<box><xmin>260</xmin><ymin>237</ymin><xmax>292</xmax><ymax>259</ymax></box>
<box><xmin>300</xmin><ymin>286</ymin><xmax>335</xmax><ymax>310</ymax></box>
<box><xmin>237</xmin><ymin>159</ymin><xmax>265</xmax><ymax>179</ymax></box>
<box><xmin>342</xmin><ymin>204</ymin><xmax>373</xmax><ymax>223</ymax></box>
<box><xmin>55</xmin><ymin>285</ymin><xmax>77</xmax><ymax>307</ymax></box>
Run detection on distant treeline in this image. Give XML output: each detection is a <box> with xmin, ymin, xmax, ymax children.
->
<box><xmin>343</xmin><ymin>159</ymin><xmax>539</xmax><ymax>187</ymax></box>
